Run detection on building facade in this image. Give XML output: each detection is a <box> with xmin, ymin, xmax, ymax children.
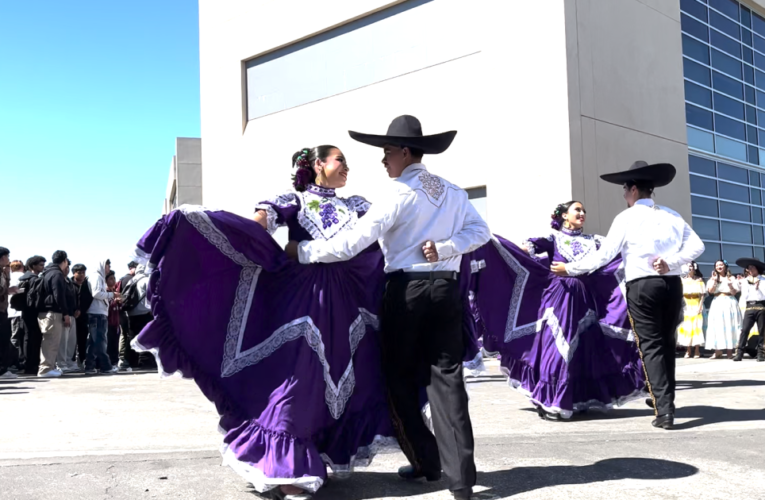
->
<box><xmin>198</xmin><ymin>0</ymin><xmax>762</xmax><ymax>267</ymax></box>
<box><xmin>164</xmin><ymin>137</ymin><xmax>202</xmax><ymax>214</ymax></box>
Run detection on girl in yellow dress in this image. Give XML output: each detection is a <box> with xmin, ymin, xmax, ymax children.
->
<box><xmin>678</xmin><ymin>261</ymin><xmax>705</xmax><ymax>358</ymax></box>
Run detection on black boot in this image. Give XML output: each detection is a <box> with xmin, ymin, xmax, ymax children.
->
<box><xmin>733</xmin><ymin>349</ymin><xmax>744</xmax><ymax>362</ymax></box>
<box><xmin>651</xmin><ymin>413</ymin><xmax>674</xmax><ymax>429</ymax></box>
<box><xmin>397</xmin><ymin>465</ymin><xmax>441</xmax><ymax>482</ymax></box>
<box><xmin>758</xmin><ymin>349</ymin><xmax>765</xmax><ymax>362</ymax></box>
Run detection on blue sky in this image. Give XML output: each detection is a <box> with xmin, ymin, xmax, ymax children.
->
<box><xmin>0</xmin><ymin>0</ymin><xmax>200</xmax><ymax>276</ymax></box>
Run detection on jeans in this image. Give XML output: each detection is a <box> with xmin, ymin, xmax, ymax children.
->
<box><xmin>85</xmin><ymin>314</ymin><xmax>112</xmax><ymax>371</ymax></box>
<box><xmin>10</xmin><ymin>316</ymin><xmax>25</xmax><ymax>367</ymax></box>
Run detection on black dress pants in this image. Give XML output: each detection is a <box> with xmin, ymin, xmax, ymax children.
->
<box><xmin>22</xmin><ymin>310</ymin><xmax>42</xmax><ymax>375</ymax></box>
<box><xmin>381</xmin><ymin>275</ymin><xmax>476</xmax><ymax>492</ymax></box>
<box><xmin>625</xmin><ymin>276</ymin><xmax>683</xmax><ymax>417</ymax></box>
<box><xmin>74</xmin><ymin>313</ymin><xmax>89</xmax><ymax>364</ymax></box>
<box><xmin>737</xmin><ymin>305</ymin><xmax>765</xmax><ymax>352</ymax></box>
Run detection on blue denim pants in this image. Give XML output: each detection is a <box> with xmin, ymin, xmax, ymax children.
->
<box><xmin>85</xmin><ymin>314</ymin><xmax>112</xmax><ymax>371</ymax></box>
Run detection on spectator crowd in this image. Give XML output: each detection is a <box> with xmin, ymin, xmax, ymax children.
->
<box><xmin>0</xmin><ymin>247</ymin><xmax>154</xmax><ymax>379</ymax></box>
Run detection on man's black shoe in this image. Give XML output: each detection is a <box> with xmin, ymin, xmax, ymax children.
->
<box><xmin>397</xmin><ymin>465</ymin><xmax>441</xmax><ymax>482</ymax></box>
<box><xmin>452</xmin><ymin>487</ymin><xmax>473</xmax><ymax>500</ymax></box>
<box><xmin>733</xmin><ymin>350</ymin><xmax>744</xmax><ymax>362</ymax></box>
<box><xmin>652</xmin><ymin>413</ymin><xmax>674</xmax><ymax>429</ymax></box>
<box><xmin>758</xmin><ymin>350</ymin><xmax>765</xmax><ymax>362</ymax></box>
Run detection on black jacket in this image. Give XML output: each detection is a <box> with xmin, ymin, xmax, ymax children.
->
<box><xmin>73</xmin><ymin>278</ymin><xmax>93</xmax><ymax>315</ymax></box>
<box><xmin>41</xmin><ymin>263</ymin><xmax>73</xmax><ymax>315</ymax></box>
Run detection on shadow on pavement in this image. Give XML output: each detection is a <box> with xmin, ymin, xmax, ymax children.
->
<box><xmin>677</xmin><ymin>379</ymin><xmax>765</xmax><ymax>391</ymax></box>
<box><xmin>308</xmin><ymin>457</ymin><xmax>698</xmax><ymax>500</ymax></box>
<box><xmin>0</xmin><ymin>391</ymin><xmax>30</xmax><ymax>395</ymax></box>
<box><xmin>672</xmin><ymin>405</ymin><xmax>765</xmax><ymax>430</ymax></box>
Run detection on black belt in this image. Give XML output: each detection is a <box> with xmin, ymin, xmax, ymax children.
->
<box><xmin>746</xmin><ymin>300</ymin><xmax>765</xmax><ymax>306</ymax></box>
<box><xmin>387</xmin><ymin>271</ymin><xmax>459</xmax><ymax>282</ymax></box>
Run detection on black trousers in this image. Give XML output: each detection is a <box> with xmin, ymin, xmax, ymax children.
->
<box><xmin>10</xmin><ymin>316</ymin><xmax>25</xmax><ymax>367</ymax></box>
<box><xmin>625</xmin><ymin>276</ymin><xmax>683</xmax><ymax>417</ymax></box>
<box><xmin>737</xmin><ymin>305</ymin><xmax>765</xmax><ymax>352</ymax></box>
<box><xmin>127</xmin><ymin>313</ymin><xmax>154</xmax><ymax>367</ymax></box>
<box><xmin>381</xmin><ymin>276</ymin><xmax>476</xmax><ymax>492</ymax></box>
<box><xmin>0</xmin><ymin>311</ymin><xmax>11</xmax><ymax>375</ymax></box>
<box><xmin>22</xmin><ymin>310</ymin><xmax>42</xmax><ymax>374</ymax></box>
<box><xmin>74</xmin><ymin>313</ymin><xmax>89</xmax><ymax>363</ymax></box>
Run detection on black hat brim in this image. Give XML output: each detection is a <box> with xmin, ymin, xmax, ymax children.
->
<box><xmin>348</xmin><ymin>130</ymin><xmax>457</xmax><ymax>155</ymax></box>
<box><xmin>600</xmin><ymin>163</ymin><xmax>677</xmax><ymax>188</ymax></box>
<box><xmin>736</xmin><ymin>258</ymin><xmax>765</xmax><ymax>273</ymax></box>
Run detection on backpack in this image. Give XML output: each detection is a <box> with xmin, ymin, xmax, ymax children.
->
<box><xmin>9</xmin><ymin>279</ymin><xmax>29</xmax><ymax>311</ymax></box>
<box><xmin>121</xmin><ymin>275</ymin><xmax>148</xmax><ymax>312</ymax></box>
<box><xmin>25</xmin><ymin>272</ymin><xmax>47</xmax><ymax>313</ymax></box>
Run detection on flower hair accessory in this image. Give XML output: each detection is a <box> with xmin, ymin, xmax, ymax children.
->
<box><xmin>292</xmin><ymin>149</ymin><xmax>312</xmax><ymax>190</ymax></box>
<box><xmin>550</xmin><ymin>203</ymin><xmax>565</xmax><ymax>230</ymax></box>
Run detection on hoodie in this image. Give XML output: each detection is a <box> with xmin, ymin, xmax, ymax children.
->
<box><xmin>86</xmin><ymin>260</ymin><xmax>114</xmax><ymax>316</ymax></box>
<box><xmin>127</xmin><ymin>264</ymin><xmax>151</xmax><ymax>317</ymax></box>
<box><xmin>41</xmin><ymin>263</ymin><xmax>73</xmax><ymax>315</ymax></box>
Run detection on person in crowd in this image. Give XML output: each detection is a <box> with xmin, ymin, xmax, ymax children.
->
<box><xmin>84</xmin><ymin>260</ymin><xmax>119</xmax><ymax>375</ymax></box>
<box><xmin>71</xmin><ymin>263</ymin><xmax>92</xmax><ymax>369</ymax></box>
<box><xmin>734</xmin><ymin>258</ymin><xmax>765</xmax><ymax>362</ymax></box>
<box><xmin>706</xmin><ymin>259</ymin><xmax>740</xmax><ymax>359</ymax></box>
<box><xmin>124</xmin><ymin>264</ymin><xmax>153</xmax><ymax>370</ymax></box>
<box><xmin>37</xmin><ymin>250</ymin><xmax>73</xmax><ymax>378</ymax></box>
<box><xmin>8</xmin><ymin>260</ymin><xmax>26</xmax><ymax>371</ymax></box>
<box><xmin>106</xmin><ymin>270</ymin><xmax>121</xmax><ymax>365</ymax></box>
<box><xmin>18</xmin><ymin>255</ymin><xmax>46</xmax><ymax>374</ymax></box>
<box><xmin>677</xmin><ymin>261</ymin><xmax>705</xmax><ymax>359</ymax></box>
<box><xmin>56</xmin><ymin>259</ymin><xmax>79</xmax><ymax>373</ymax></box>
<box><xmin>117</xmin><ymin>261</ymin><xmax>138</xmax><ymax>371</ymax></box>
<box><xmin>0</xmin><ymin>247</ymin><xmax>19</xmax><ymax>379</ymax></box>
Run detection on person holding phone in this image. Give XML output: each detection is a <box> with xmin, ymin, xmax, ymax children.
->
<box><xmin>706</xmin><ymin>259</ymin><xmax>740</xmax><ymax>359</ymax></box>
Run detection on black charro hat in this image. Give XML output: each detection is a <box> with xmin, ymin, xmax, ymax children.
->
<box><xmin>348</xmin><ymin>115</ymin><xmax>456</xmax><ymax>155</ymax></box>
<box><xmin>736</xmin><ymin>258</ymin><xmax>765</xmax><ymax>273</ymax></box>
<box><xmin>600</xmin><ymin>161</ymin><xmax>677</xmax><ymax>188</ymax></box>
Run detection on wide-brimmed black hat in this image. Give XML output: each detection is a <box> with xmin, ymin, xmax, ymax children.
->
<box><xmin>348</xmin><ymin>115</ymin><xmax>456</xmax><ymax>155</ymax></box>
<box><xmin>600</xmin><ymin>161</ymin><xmax>677</xmax><ymax>188</ymax></box>
<box><xmin>736</xmin><ymin>258</ymin><xmax>765</xmax><ymax>273</ymax></box>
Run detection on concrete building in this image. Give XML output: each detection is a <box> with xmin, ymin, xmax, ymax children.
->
<box><xmin>164</xmin><ymin>137</ymin><xmax>202</xmax><ymax>214</ymax></box>
<box><xmin>197</xmin><ymin>0</ymin><xmax>765</xmax><ymax>275</ymax></box>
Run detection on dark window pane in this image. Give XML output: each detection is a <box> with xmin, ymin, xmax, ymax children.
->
<box><xmin>699</xmin><ymin>242</ymin><xmax>722</xmax><ymax>263</ymax></box>
<box><xmin>751</xmin><ymin>171</ymin><xmax>761</xmax><ymax>186</ymax></box>
<box><xmin>723</xmin><ymin>244</ymin><xmax>753</xmax><ymax>261</ymax></box>
<box><xmin>756</xmin><ymin>208</ymin><xmax>765</xmax><ymax>224</ymax></box>
<box><xmin>756</xmin><ymin>227</ymin><xmax>765</xmax><ymax>245</ymax></box>
<box><xmin>714</xmin><ymin>71</ymin><xmax>744</xmax><ymax>98</ymax></box>
<box><xmin>692</xmin><ymin>195</ymin><xmax>719</xmax><ymax>216</ymax></box>
<box><xmin>722</xmin><ymin>221</ymin><xmax>752</xmax><ymax>243</ymax></box>
<box><xmin>750</xmin><ymin>145</ymin><xmax>760</xmax><ymax>164</ymax></box>
<box><xmin>689</xmin><ymin>155</ymin><xmax>716</xmax><ymax>175</ymax></box>
<box><xmin>691</xmin><ymin>175</ymin><xmax>718</xmax><ymax>196</ymax></box>
<box><xmin>746</xmin><ymin>84</ymin><xmax>756</xmax><ymax>104</ymax></box>
<box><xmin>711</xmin><ymin>30</ymin><xmax>741</xmax><ymax>57</ymax></box>
<box><xmin>744</xmin><ymin>46</ymin><xmax>754</xmax><ymax>64</ymax></box>
<box><xmin>684</xmin><ymin>58</ymin><xmax>712</xmax><ymax>86</ymax></box>
<box><xmin>681</xmin><ymin>0</ymin><xmax>708</xmax><ymax>21</ymax></box>
<box><xmin>748</xmin><ymin>105</ymin><xmax>758</xmax><ymax>124</ymax></box>
<box><xmin>745</xmin><ymin>64</ymin><xmax>755</xmax><ymax>85</ymax></box>
<box><xmin>719</xmin><ymin>181</ymin><xmax>750</xmax><ymax>202</ymax></box>
<box><xmin>755</xmin><ymin>34</ymin><xmax>765</xmax><ymax>53</ymax></box>
<box><xmin>743</xmin><ymin>28</ymin><xmax>753</xmax><ymax>47</ymax></box>
<box><xmin>742</xmin><ymin>6</ymin><xmax>752</xmax><ymax>29</ymax></box>
<box><xmin>718</xmin><ymin>162</ymin><xmax>749</xmax><ymax>182</ymax></box>
<box><xmin>754</xmin><ymin>12</ymin><xmax>765</xmax><ymax>37</ymax></box>
<box><xmin>721</xmin><ymin>201</ymin><xmax>751</xmax><ymax>221</ymax></box>
<box><xmin>712</xmin><ymin>48</ymin><xmax>742</xmax><ymax>78</ymax></box>
<box><xmin>687</xmin><ymin>104</ymin><xmax>715</xmax><ymax>130</ymax></box>
<box><xmin>756</xmin><ymin>246</ymin><xmax>765</xmax><ymax>260</ymax></box>
<box><xmin>714</xmin><ymin>92</ymin><xmax>743</xmax><ymax>117</ymax></box>
<box><xmin>710</xmin><ymin>0</ymin><xmax>739</xmax><ymax>21</ymax></box>
<box><xmin>756</xmin><ymin>69</ymin><xmax>765</xmax><ymax>91</ymax></box>
<box><xmin>759</xmin><ymin>129</ymin><xmax>765</xmax><ymax>145</ymax></box>
<box><xmin>682</xmin><ymin>13</ymin><xmax>709</xmax><ymax>42</ymax></box>
<box><xmin>693</xmin><ymin>217</ymin><xmax>721</xmax><ymax>240</ymax></box>
<box><xmin>748</xmin><ymin>124</ymin><xmax>759</xmax><ymax>144</ymax></box>
<box><xmin>756</xmin><ymin>52</ymin><xmax>765</xmax><ymax>72</ymax></box>
<box><xmin>684</xmin><ymin>34</ymin><xmax>711</xmax><ymax>63</ymax></box>
<box><xmin>752</xmin><ymin>187</ymin><xmax>763</xmax><ymax>204</ymax></box>
<box><xmin>687</xmin><ymin>81</ymin><xmax>713</xmax><ymax>107</ymax></box>
<box><xmin>711</xmin><ymin>10</ymin><xmax>740</xmax><ymax>39</ymax></box>
<box><xmin>715</xmin><ymin>114</ymin><xmax>746</xmax><ymax>140</ymax></box>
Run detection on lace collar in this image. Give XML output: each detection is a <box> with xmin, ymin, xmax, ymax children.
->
<box><xmin>560</xmin><ymin>226</ymin><xmax>583</xmax><ymax>236</ymax></box>
<box><xmin>306</xmin><ymin>184</ymin><xmax>336</xmax><ymax>198</ymax></box>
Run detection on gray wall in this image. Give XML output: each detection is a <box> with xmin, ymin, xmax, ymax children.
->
<box><xmin>565</xmin><ymin>0</ymin><xmax>691</xmax><ymax>236</ymax></box>
<box><xmin>175</xmin><ymin>137</ymin><xmax>203</xmax><ymax>207</ymax></box>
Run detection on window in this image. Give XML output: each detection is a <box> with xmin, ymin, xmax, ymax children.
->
<box><xmin>244</xmin><ymin>0</ymin><xmax>478</xmax><ymax>121</ymax></box>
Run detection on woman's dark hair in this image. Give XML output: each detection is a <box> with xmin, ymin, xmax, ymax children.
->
<box><xmin>550</xmin><ymin>200</ymin><xmax>583</xmax><ymax>230</ymax></box>
<box><xmin>291</xmin><ymin>145</ymin><xmax>338</xmax><ymax>192</ymax></box>
<box><xmin>713</xmin><ymin>259</ymin><xmax>731</xmax><ymax>279</ymax></box>
<box><xmin>625</xmin><ymin>180</ymin><xmax>655</xmax><ymax>197</ymax></box>
<box><xmin>72</xmin><ymin>264</ymin><xmax>87</xmax><ymax>274</ymax></box>
<box><xmin>688</xmin><ymin>261</ymin><xmax>704</xmax><ymax>280</ymax></box>
<box><xmin>26</xmin><ymin>255</ymin><xmax>46</xmax><ymax>268</ymax></box>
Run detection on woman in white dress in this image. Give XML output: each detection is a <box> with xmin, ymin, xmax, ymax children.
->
<box><xmin>706</xmin><ymin>260</ymin><xmax>741</xmax><ymax>359</ymax></box>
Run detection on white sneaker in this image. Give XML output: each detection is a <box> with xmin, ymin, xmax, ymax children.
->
<box><xmin>0</xmin><ymin>371</ymin><xmax>19</xmax><ymax>379</ymax></box>
<box><xmin>38</xmin><ymin>370</ymin><xmax>63</xmax><ymax>378</ymax></box>
<box><xmin>101</xmin><ymin>366</ymin><xmax>119</xmax><ymax>375</ymax></box>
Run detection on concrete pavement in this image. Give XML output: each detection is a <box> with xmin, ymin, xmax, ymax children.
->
<box><xmin>1</xmin><ymin>357</ymin><xmax>764</xmax><ymax>499</ymax></box>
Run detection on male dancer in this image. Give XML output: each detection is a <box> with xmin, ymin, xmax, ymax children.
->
<box><xmin>551</xmin><ymin>161</ymin><xmax>704</xmax><ymax>429</ymax></box>
<box><xmin>290</xmin><ymin>115</ymin><xmax>490</xmax><ymax>500</ymax></box>
<box><xmin>734</xmin><ymin>257</ymin><xmax>765</xmax><ymax>362</ymax></box>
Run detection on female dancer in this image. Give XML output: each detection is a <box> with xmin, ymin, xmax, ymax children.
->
<box><xmin>132</xmin><ymin>146</ymin><xmax>395</xmax><ymax>500</ymax></box>
<box><xmin>706</xmin><ymin>259</ymin><xmax>740</xmax><ymax>359</ymax></box>
<box><xmin>468</xmin><ymin>201</ymin><xmax>645</xmax><ymax>421</ymax></box>
<box><xmin>677</xmin><ymin>261</ymin><xmax>705</xmax><ymax>358</ymax></box>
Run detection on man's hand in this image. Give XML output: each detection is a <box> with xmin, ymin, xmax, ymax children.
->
<box><xmin>550</xmin><ymin>262</ymin><xmax>569</xmax><ymax>276</ymax></box>
<box><xmin>64</xmin><ymin>315</ymin><xmax>71</xmax><ymax>328</ymax></box>
<box><xmin>113</xmin><ymin>291</ymin><xmax>122</xmax><ymax>302</ymax></box>
<box><xmin>285</xmin><ymin>241</ymin><xmax>300</xmax><ymax>261</ymax></box>
<box><xmin>74</xmin><ymin>310</ymin><xmax>81</xmax><ymax>319</ymax></box>
<box><xmin>8</xmin><ymin>286</ymin><xmax>19</xmax><ymax>294</ymax></box>
<box><xmin>422</xmin><ymin>241</ymin><xmax>438</xmax><ymax>263</ymax></box>
<box><xmin>653</xmin><ymin>257</ymin><xmax>670</xmax><ymax>275</ymax></box>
